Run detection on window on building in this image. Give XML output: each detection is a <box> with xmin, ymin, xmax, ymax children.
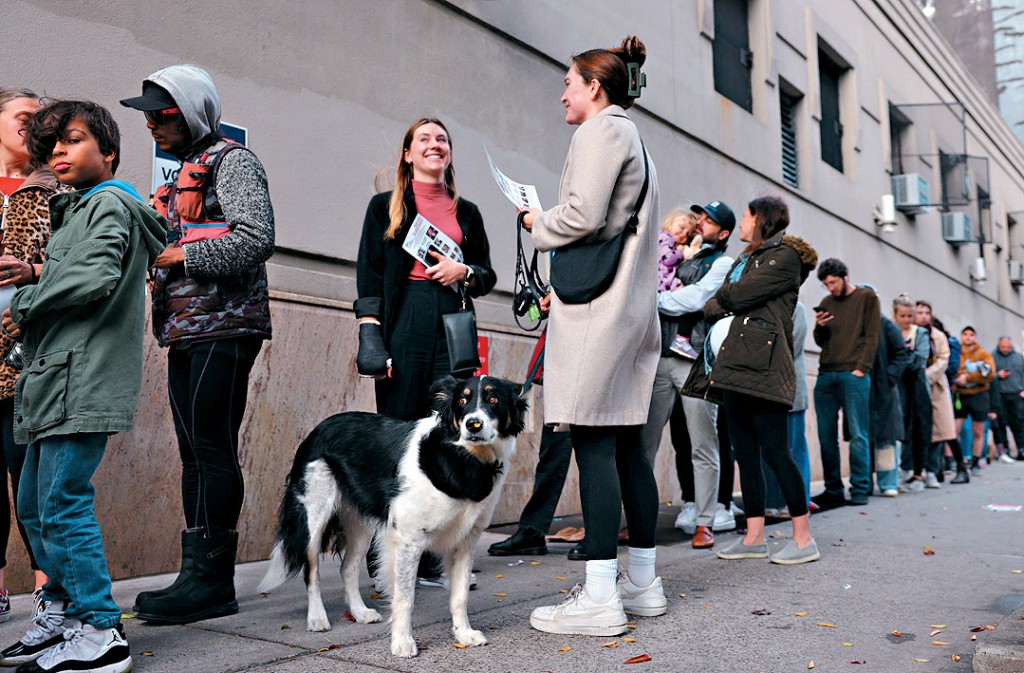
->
<box><xmin>939</xmin><ymin>150</ymin><xmax>970</xmax><ymax>208</ymax></box>
<box><xmin>713</xmin><ymin>0</ymin><xmax>753</xmax><ymax>112</ymax></box>
<box><xmin>889</xmin><ymin>104</ymin><xmax>912</xmax><ymax>175</ymax></box>
<box><xmin>780</xmin><ymin>87</ymin><xmax>802</xmax><ymax>188</ymax></box>
<box><xmin>818</xmin><ymin>49</ymin><xmax>845</xmax><ymax>172</ymax></box>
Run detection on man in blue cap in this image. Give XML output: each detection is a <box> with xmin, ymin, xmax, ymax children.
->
<box><xmin>643</xmin><ymin>200</ymin><xmax>735</xmax><ymax>550</ymax></box>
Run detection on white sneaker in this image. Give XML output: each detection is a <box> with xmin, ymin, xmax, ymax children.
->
<box><xmin>881</xmin><ymin>489</ymin><xmax>899</xmax><ymax>497</ymax></box>
<box><xmin>33</xmin><ymin>622</ymin><xmax>132</xmax><ymax>673</ymax></box>
<box><xmin>32</xmin><ymin>588</ymin><xmax>49</xmax><ymax>619</ymax></box>
<box><xmin>903</xmin><ymin>478</ymin><xmax>925</xmax><ymax>493</ymax></box>
<box><xmin>924</xmin><ymin>472</ymin><xmax>941</xmax><ymax>489</ymax></box>
<box><xmin>999</xmin><ymin>453</ymin><xmax>1015</xmax><ymax>464</ymax></box>
<box><xmin>0</xmin><ymin>601</ymin><xmax>72</xmax><ymax>665</ymax></box>
<box><xmin>530</xmin><ymin>584</ymin><xmax>628</xmax><ymax>636</ymax></box>
<box><xmin>712</xmin><ymin>503</ymin><xmax>737</xmax><ymax>532</ymax></box>
<box><xmin>616</xmin><ymin>573</ymin><xmax>667</xmax><ymax>617</ymax></box>
<box><xmin>899</xmin><ymin>469</ymin><xmax>912</xmax><ymax>483</ymax></box>
<box><xmin>674</xmin><ymin>502</ymin><xmax>696</xmax><ymax>534</ymax></box>
<box><xmin>729</xmin><ymin>501</ymin><xmax>745</xmax><ymax>517</ymax></box>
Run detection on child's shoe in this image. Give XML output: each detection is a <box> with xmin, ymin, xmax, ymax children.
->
<box><xmin>0</xmin><ymin>601</ymin><xmax>71</xmax><ymax>666</ymax></box>
<box><xmin>0</xmin><ymin>589</ymin><xmax>9</xmax><ymax>624</ymax></box>
<box><xmin>669</xmin><ymin>335</ymin><xmax>699</xmax><ymax>360</ymax></box>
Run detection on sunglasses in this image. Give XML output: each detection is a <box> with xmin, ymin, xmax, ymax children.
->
<box><xmin>144</xmin><ymin>107</ymin><xmax>182</xmax><ymax>125</ymax></box>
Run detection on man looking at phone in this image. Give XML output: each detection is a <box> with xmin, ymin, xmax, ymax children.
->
<box><xmin>812</xmin><ymin>258</ymin><xmax>881</xmax><ymax>507</ymax></box>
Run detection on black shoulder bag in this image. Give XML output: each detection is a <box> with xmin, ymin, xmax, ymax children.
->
<box><xmin>443</xmin><ymin>282</ymin><xmax>481</xmax><ymax>374</ymax></box>
<box><xmin>549</xmin><ymin>139</ymin><xmax>650</xmax><ymax>305</ymax></box>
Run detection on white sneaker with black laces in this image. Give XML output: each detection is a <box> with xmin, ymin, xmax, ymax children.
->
<box><xmin>19</xmin><ymin>622</ymin><xmax>131</xmax><ymax>673</ymax></box>
<box><xmin>530</xmin><ymin>584</ymin><xmax>628</xmax><ymax>636</ymax></box>
<box><xmin>673</xmin><ymin>502</ymin><xmax>696</xmax><ymax>534</ymax></box>
<box><xmin>0</xmin><ymin>601</ymin><xmax>71</xmax><ymax>666</ymax></box>
<box><xmin>616</xmin><ymin>572</ymin><xmax>667</xmax><ymax>617</ymax></box>
<box><xmin>712</xmin><ymin>503</ymin><xmax>737</xmax><ymax>532</ymax></box>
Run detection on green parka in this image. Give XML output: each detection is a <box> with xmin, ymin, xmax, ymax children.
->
<box><xmin>684</xmin><ymin>233</ymin><xmax>818</xmax><ymax>408</ymax></box>
<box><xmin>9</xmin><ymin>183</ymin><xmax>167</xmax><ymax>444</ymax></box>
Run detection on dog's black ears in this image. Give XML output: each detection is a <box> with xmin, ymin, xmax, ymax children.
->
<box><xmin>505</xmin><ymin>380</ymin><xmax>530</xmax><ymax>437</ymax></box>
<box><xmin>430</xmin><ymin>375</ymin><xmax>462</xmax><ymax>425</ymax></box>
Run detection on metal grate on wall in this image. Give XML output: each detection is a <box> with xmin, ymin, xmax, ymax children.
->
<box><xmin>780</xmin><ymin>90</ymin><xmax>799</xmax><ymax>188</ymax></box>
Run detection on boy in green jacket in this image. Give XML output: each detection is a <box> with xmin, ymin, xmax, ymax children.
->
<box><xmin>0</xmin><ymin>100</ymin><xmax>166</xmax><ymax>673</ymax></box>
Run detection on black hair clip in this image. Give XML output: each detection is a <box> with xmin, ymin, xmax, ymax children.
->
<box><xmin>627</xmin><ymin>62</ymin><xmax>647</xmax><ymax>98</ymax></box>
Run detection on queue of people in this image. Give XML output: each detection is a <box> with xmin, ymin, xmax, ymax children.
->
<box><xmin>0</xmin><ymin>31</ymin><xmax>1021</xmax><ymax>672</ymax></box>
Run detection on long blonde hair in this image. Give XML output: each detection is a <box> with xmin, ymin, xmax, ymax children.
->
<box><xmin>382</xmin><ymin>118</ymin><xmax>459</xmax><ymax>240</ymax></box>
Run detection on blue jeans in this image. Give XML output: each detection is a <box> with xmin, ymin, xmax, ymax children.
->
<box><xmin>814</xmin><ymin>370</ymin><xmax>872</xmax><ymax>497</ymax></box>
<box><xmin>875</xmin><ymin>441</ymin><xmax>900</xmax><ymax>491</ymax></box>
<box><xmin>17</xmin><ymin>433</ymin><xmax>120</xmax><ymax>628</ymax></box>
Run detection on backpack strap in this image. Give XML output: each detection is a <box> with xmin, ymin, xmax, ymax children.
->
<box><xmin>202</xmin><ymin>140</ymin><xmax>250</xmax><ymax>221</ymax></box>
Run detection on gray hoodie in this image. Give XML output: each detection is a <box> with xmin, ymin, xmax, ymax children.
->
<box><xmin>145</xmin><ymin>64</ymin><xmax>221</xmax><ymax>144</ymax></box>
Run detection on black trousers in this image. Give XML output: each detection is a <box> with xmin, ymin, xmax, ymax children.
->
<box><xmin>168</xmin><ymin>336</ymin><xmax>262</xmax><ymax>533</ymax></box>
<box><xmin>570</xmin><ymin>424</ymin><xmax>658</xmax><ymax>560</ymax></box>
<box><xmin>518</xmin><ymin>425</ymin><xmax>573</xmax><ymax>535</ymax></box>
<box><xmin>375</xmin><ymin>281</ymin><xmax>463</xmax><ymax>421</ymax></box>
<box><xmin>0</xmin><ymin>398</ymin><xmax>38</xmax><ymax>570</ymax></box>
<box><xmin>722</xmin><ymin>391</ymin><xmax>808</xmax><ymax>519</ymax></box>
<box><xmin>992</xmin><ymin>391</ymin><xmax>1024</xmax><ymax>451</ymax></box>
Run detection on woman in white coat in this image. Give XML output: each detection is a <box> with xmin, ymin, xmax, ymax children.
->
<box><xmin>521</xmin><ymin>35</ymin><xmax>663</xmax><ymax>636</ymax></box>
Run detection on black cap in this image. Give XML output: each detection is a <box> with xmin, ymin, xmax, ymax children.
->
<box><xmin>961</xmin><ymin>325</ymin><xmax>976</xmax><ymax>334</ymax></box>
<box><xmin>691</xmin><ymin>201</ymin><xmax>736</xmax><ymax>232</ymax></box>
<box><xmin>119</xmin><ymin>81</ymin><xmax>177</xmax><ymax>112</ymax></box>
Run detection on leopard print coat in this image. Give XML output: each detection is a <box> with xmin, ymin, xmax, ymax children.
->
<box><xmin>0</xmin><ymin>167</ymin><xmax>63</xmax><ymax>401</ymax></box>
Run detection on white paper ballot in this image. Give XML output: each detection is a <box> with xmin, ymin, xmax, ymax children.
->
<box><xmin>401</xmin><ymin>214</ymin><xmax>464</xmax><ymax>266</ymax></box>
<box><xmin>485</xmin><ymin>146</ymin><xmax>543</xmax><ymax>211</ymax></box>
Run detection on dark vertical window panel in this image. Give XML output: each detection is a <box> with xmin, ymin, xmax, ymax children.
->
<box><xmin>713</xmin><ymin>0</ymin><xmax>753</xmax><ymax>112</ymax></box>
<box><xmin>818</xmin><ymin>52</ymin><xmax>843</xmax><ymax>173</ymax></box>
<box><xmin>780</xmin><ymin>89</ymin><xmax>800</xmax><ymax>188</ymax></box>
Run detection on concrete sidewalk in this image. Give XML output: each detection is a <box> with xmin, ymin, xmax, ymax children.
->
<box><xmin>1</xmin><ymin>464</ymin><xmax>1022</xmax><ymax>673</ymax></box>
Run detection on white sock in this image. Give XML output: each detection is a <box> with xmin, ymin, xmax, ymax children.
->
<box><xmin>627</xmin><ymin>547</ymin><xmax>657</xmax><ymax>587</ymax></box>
<box><xmin>584</xmin><ymin>559</ymin><xmax>619</xmax><ymax>603</ymax></box>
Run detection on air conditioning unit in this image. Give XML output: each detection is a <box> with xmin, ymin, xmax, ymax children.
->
<box><xmin>941</xmin><ymin>211</ymin><xmax>972</xmax><ymax>246</ymax></box>
<box><xmin>891</xmin><ymin>173</ymin><xmax>930</xmax><ymax>214</ymax></box>
<box><xmin>1010</xmin><ymin>260</ymin><xmax>1024</xmax><ymax>287</ymax></box>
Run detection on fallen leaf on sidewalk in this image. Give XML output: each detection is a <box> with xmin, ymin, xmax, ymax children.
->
<box><xmin>121</xmin><ymin>613</ymin><xmax>136</xmax><ymax>620</ymax></box>
<box><xmin>795</xmin><ymin>612</ymin><xmax>808</xmax><ymax>617</ymax></box>
<box><xmin>557</xmin><ymin>646</ymin><xmax>571</xmax><ymax>653</ymax></box>
<box><xmin>678</xmin><ymin>593</ymin><xmax>686</xmax><ymax>598</ymax></box>
<box><xmin>493</xmin><ymin>593</ymin><xmax>507</xmax><ymax>597</ymax></box>
<box><xmin>817</xmin><ymin>622</ymin><xmax>836</xmax><ymax>628</ymax></box>
<box><xmin>931</xmin><ymin>640</ymin><xmax>948</xmax><ymax>646</ymax></box>
<box><xmin>530</xmin><ymin>561</ymin><xmax>542</xmax><ymax>566</ymax></box>
<box><xmin>929</xmin><ymin>624</ymin><xmax>946</xmax><ymax>628</ymax></box>
<box><xmin>627</xmin><ymin>621</ymin><xmax>637</xmax><ymax>628</ymax></box>
<box><xmin>624</xmin><ymin>654</ymin><xmax>652</xmax><ymax>664</ymax></box>
<box><xmin>142</xmin><ymin>651</ymin><xmax>154</xmax><ymax>657</ymax></box>
<box><xmin>971</xmin><ymin>635</ymin><xmax>978</xmax><ymax>641</ymax></box>
<box><xmin>316</xmin><ymin>645</ymin><xmax>342</xmax><ymax>652</ymax></box>
<box><xmin>986</xmin><ymin>624</ymin><xmax>995</xmax><ymax>630</ymax></box>
<box><xmin>922</xmin><ymin>546</ymin><xmax>935</xmax><ymax>555</ymax></box>
<box><xmin>913</xmin><ymin>658</ymin><xmax>929</xmax><ymax>663</ymax></box>
<box><xmin>495</xmin><ymin>574</ymin><xmax>504</xmax><ymax>579</ymax></box>
<box><xmin>890</xmin><ymin>630</ymin><xmax>902</xmax><ymax>637</ymax></box>
<box><xmin>623</xmin><ymin>637</ymin><xmax>636</xmax><ymax>643</ymax></box>
<box><xmin>930</xmin><ymin>629</ymin><xmax>943</xmax><ymax>637</ymax></box>
<box><xmin>1012</xmin><ymin>570</ymin><xmax>1022</xmax><ymax>574</ymax></box>
<box><xmin>807</xmin><ymin>661</ymin><xmax>815</xmax><ymax>669</ymax></box>
<box><xmin>849</xmin><ymin>660</ymin><xmax>866</xmax><ymax>664</ymax></box>
<box><xmin>453</xmin><ymin>643</ymin><xmax>467</xmax><ymax>649</ymax></box>
<box><xmin>558</xmin><ymin>589</ymin><xmax>568</xmax><ymax>594</ymax></box>
<box><xmin>602</xmin><ymin>641</ymin><xmax>620</xmax><ymax>648</ymax></box>
<box><xmin>842</xmin><ymin>643</ymin><xmax>853</xmax><ymax>647</ymax></box>
<box><xmin>555</xmin><ymin>576</ymin><xmax>567</xmax><ymax>581</ymax></box>
<box><xmin>970</xmin><ymin>625</ymin><xmax>985</xmax><ymax>632</ymax></box>
<box><xmin>951</xmin><ymin>654</ymin><xmax>961</xmax><ymax>661</ymax></box>
<box><xmin>281</xmin><ymin>624</ymin><xmax>290</xmax><ymax>630</ymax></box>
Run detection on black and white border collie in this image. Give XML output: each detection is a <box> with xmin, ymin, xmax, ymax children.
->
<box><xmin>258</xmin><ymin>375</ymin><xmax>527</xmax><ymax>658</ymax></box>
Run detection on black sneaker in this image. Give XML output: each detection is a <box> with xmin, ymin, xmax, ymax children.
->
<box><xmin>810</xmin><ymin>491</ymin><xmax>847</xmax><ymax>510</ymax></box>
<box><xmin>847</xmin><ymin>492</ymin><xmax>869</xmax><ymax>506</ymax></box>
<box><xmin>14</xmin><ymin>622</ymin><xmax>131</xmax><ymax>673</ymax></box>
<box><xmin>0</xmin><ymin>601</ymin><xmax>71</xmax><ymax>666</ymax></box>
<box><xmin>488</xmin><ymin>528</ymin><xmax>547</xmax><ymax>556</ymax></box>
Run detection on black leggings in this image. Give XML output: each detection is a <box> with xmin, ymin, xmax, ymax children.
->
<box><xmin>168</xmin><ymin>336</ymin><xmax>262</xmax><ymax>533</ymax></box>
<box><xmin>570</xmin><ymin>424</ymin><xmax>658</xmax><ymax>560</ymax></box>
<box><xmin>0</xmin><ymin>398</ymin><xmax>39</xmax><ymax>570</ymax></box>
<box><xmin>722</xmin><ymin>391</ymin><xmax>808</xmax><ymax>519</ymax></box>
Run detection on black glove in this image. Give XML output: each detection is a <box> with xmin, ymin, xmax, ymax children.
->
<box><xmin>357</xmin><ymin>322</ymin><xmax>391</xmax><ymax>377</ymax></box>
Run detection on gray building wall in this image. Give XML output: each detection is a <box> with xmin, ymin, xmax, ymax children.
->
<box><xmin>4</xmin><ymin>0</ymin><xmax>1024</xmax><ymax>589</ymax></box>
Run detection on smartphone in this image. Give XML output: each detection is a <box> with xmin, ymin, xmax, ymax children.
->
<box><xmin>812</xmin><ymin>305</ymin><xmax>828</xmax><ymax>313</ymax></box>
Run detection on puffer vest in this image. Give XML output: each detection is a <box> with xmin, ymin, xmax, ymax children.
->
<box><xmin>151</xmin><ymin>139</ymin><xmax>271</xmax><ymax>346</ymax></box>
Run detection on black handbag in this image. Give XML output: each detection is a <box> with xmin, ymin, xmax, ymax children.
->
<box><xmin>550</xmin><ymin>139</ymin><xmax>650</xmax><ymax>304</ymax></box>
<box><xmin>443</xmin><ymin>284</ymin><xmax>481</xmax><ymax>374</ymax></box>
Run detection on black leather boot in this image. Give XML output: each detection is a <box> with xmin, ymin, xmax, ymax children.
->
<box><xmin>133</xmin><ymin>531</ymin><xmax>196</xmax><ymax>610</ymax></box>
<box><xmin>488</xmin><ymin>528</ymin><xmax>547</xmax><ymax>556</ymax></box>
<box><xmin>135</xmin><ymin>529</ymin><xmax>239</xmax><ymax>624</ymax></box>
<box><xmin>950</xmin><ymin>469</ymin><xmax>970</xmax><ymax>484</ymax></box>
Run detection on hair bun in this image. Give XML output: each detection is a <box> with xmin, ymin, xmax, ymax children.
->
<box><xmin>619</xmin><ymin>35</ymin><xmax>647</xmax><ymax>68</ymax></box>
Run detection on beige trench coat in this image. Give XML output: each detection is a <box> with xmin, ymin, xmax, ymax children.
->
<box><xmin>926</xmin><ymin>326</ymin><xmax>957</xmax><ymax>442</ymax></box>
<box><xmin>532</xmin><ymin>105</ymin><xmax>660</xmax><ymax>426</ymax></box>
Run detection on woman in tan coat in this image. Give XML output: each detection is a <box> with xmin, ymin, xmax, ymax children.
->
<box><xmin>915</xmin><ymin>301</ymin><xmax>969</xmax><ymax>483</ymax></box>
<box><xmin>521</xmin><ymin>35</ymin><xmax>662</xmax><ymax>637</ymax></box>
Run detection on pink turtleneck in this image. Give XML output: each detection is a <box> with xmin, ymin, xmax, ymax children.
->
<box><xmin>407</xmin><ymin>180</ymin><xmax>463</xmax><ymax>280</ymax></box>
